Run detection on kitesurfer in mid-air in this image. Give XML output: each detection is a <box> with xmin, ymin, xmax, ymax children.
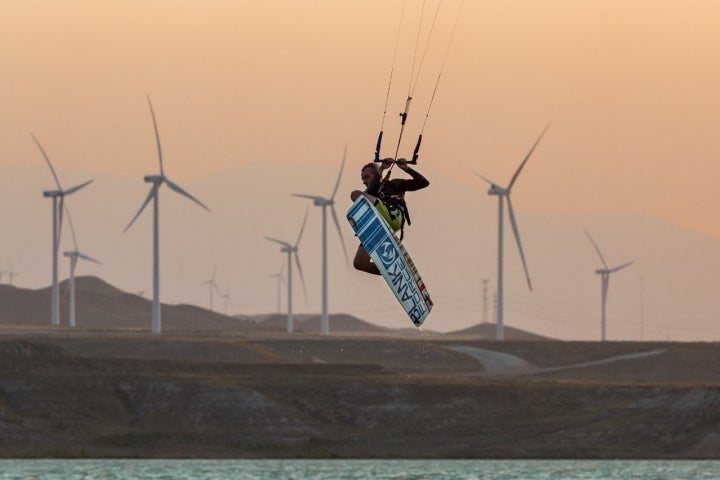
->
<box><xmin>350</xmin><ymin>157</ymin><xmax>429</xmax><ymax>275</ymax></box>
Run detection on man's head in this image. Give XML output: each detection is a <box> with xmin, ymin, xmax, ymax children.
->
<box><xmin>361</xmin><ymin>162</ymin><xmax>379</xmax><ymax>187</ymax></box>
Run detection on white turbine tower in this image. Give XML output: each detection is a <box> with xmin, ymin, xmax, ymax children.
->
<box><xmin>124</xmin><ymin>96</ymin><xmax>210</xmax><ymax>335</ymax></box>
<box><xmin>202</xmin><ymin>265</ymin><xmax>220</xmax><ymax>311</ymax></box>
<box><xmin>585</xmin><ymin>230</ymin><xmax>633</xmax><ymax>341</ymax></box>
<box><xmin>468</xmin><ymin>124</ymin><xmax>550</xmax><ymax>340</ymax></box>
<box><xmin>292</xmin><ymin>148</ymin><xmax>349</xmax><ymax>336</ymax></box>
<box><xmin>63</xmin><ymin>207</ymin><xmax>101</xmax><ymax>327</ymax></box>
<box><xmin>265</xmin><ymin>208</ymin><xmax>309</xmax><ymax>333</ymax></box>
<box><xmin>33</xmin><ymin>134</ymin><xmax>93</xmax><ymax>327</ymax></box>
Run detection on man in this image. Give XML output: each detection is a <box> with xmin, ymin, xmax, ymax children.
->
<box><xmin>350</xmin><ymin>157</ymin><xmax>429</xmax><ymax>275</ymax></box>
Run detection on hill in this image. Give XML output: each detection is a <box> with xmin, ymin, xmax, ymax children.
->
<box><xmin>0</xmin><ymin>275</ymin><xmax>545</xmax><ymax>339</ymax></box>
<box><xmin>446</xmin><ymin>322</ymin><xmax>550</xmax><ymax>341</ymax></box>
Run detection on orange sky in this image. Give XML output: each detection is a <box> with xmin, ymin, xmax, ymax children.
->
<box><xmin>2</xmin><ymin>0</ymin><xmax>720</xmax><ymax>241</ymax></box>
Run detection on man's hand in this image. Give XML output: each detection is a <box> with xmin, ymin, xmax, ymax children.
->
<box><xmin>380</xmin><ymin>157</ymin><xmax>410</xmax><ymax>171</ymax></box>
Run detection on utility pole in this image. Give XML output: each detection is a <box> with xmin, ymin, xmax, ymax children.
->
<box><xmin>481</xmin><ymin>279</ymin><xmax>490</xmax><ymax>324</ymax></box>
<box><xmin>493</xmin><ymin>291</ymin><xmax>498</xmax><ymax>327</ymax></box>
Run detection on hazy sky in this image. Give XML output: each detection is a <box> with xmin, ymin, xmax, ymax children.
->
<box><xmin>2</xmin><ymin>0</ymin><xmax>719</xmax><ymax>237</ymax></box>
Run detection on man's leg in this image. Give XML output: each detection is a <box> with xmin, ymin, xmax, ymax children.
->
<box><xmin>353</xmin><ymin>245</ymin><xmax>381</xmax><ymax>275</ymax></box>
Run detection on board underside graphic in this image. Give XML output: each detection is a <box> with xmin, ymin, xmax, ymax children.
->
<box><xmin>347</xmin><ymin>196</ymin><xmax>433</xmax><ymax>326</ymax></box>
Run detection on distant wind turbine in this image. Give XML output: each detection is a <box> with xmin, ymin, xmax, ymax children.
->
<box><xmin>33</xmin><ymin>134</ymin><xmax>93</xmax><ymax>327</ymax></box>
<box><xmin>124</xmin><ymin>96</ymin><xmax>210</xmax><ymax>335</ymax></box>
<box><xmin>468</xmin><ymin>124</ymin><xmax>550</xmax><ymax>340</ymax></box>
<box><xmin>63</xmin><ymin>206</ymin><xmax>101</xmax><ymax>327</ymax></box>
<box><xmin>6</xmin><ymin>263</ymin><xmax>18</xmax><ymax>285</ymax></box>
<box><xmin>585</xmin><ymin>230</ymin><xmax>633</xmax><ymax>341</ymax></box>
<box><xmin>265</xmin><ymin>207</ymin><xmax>309</xmax><ymax>333</ymax></box>
<box><xmin>269</xmin><ymin>263</ymin><xmax>287</xmax><ymax>314</ymax></box>
<box><xmin>202</xmin><ymin>265</ymin><xmax>220</xmax><ymax>311</ymax></box>
<box><xmin>292</xmin><ymin>148</ymin><xmax>349</xmax><ymax>336</ymax></box>
<box><xmin>221</xmin><ymin>284</ymin><xmax>232</xmax><ymax>316</ymax></box>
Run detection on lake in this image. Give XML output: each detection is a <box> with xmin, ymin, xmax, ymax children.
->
<box><xmin>0</xmin><ymin>459</ymin><xmax>718</xmax><ymax>479</ymax></box>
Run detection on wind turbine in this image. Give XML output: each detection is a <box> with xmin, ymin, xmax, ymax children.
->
<box><xmin>202</xmin><ymin>265</ymin><xmax>220</xmax><ymax>311</ymax></box>
<box><xmin>33</xmin><ymin>134</ymin><xmax>93</xmax><ymax>327</ymax></box>
<box><xmin>468</xmin><ymin>124</ymin><xmax>550</xmax><ymax>340</ymax></box>
<box><xmin>6</xmin><ymin>263</ymin><xmax>18</xmax><ymax>285</ymax></box>
<box><xmin>63</xmin><ymin>206</ymin><xmax>101</xmax><ymax>327</ymax></box>
<box><xmin>221</xmin><ymin>284</ymin><xmax>232</xmax><ymax>316</ymax></box>
<box><xmin>585</xmin><ymin>230</ymin><xmax>633</xmax><ymax>341</ymax></box>
<box><xmin>292</xmin><ymin>148</ymin><xmax>349</xmax><ymax>336</ymax></box>
<box><xmin>124</xmin><ymin>96</ymin><xmax>210</xmax><ymax>335</ymax></box>
<box><xmin>269</xmin><ymin>264</ymin><xmax>287</xmax><ymax>314</ymax></box>
<box><xmin>265</xmin><ymin>208</ymin><xmax>308</xmax><ymax>333</ymax></box>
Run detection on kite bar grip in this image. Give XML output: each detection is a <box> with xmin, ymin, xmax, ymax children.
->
<box><xmin>374</xmin><ymin>131</ymin><xmax>384</xmax><ymax>163</ymax></box>
<box><xmin>410</xmin><ymin>134</ymin><xmax>422</xmax><ymax>165</ymax></box>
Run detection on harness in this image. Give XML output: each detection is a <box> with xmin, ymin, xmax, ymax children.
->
<box><xmin>378</xmin><ymin>183</ymin><xmax>411</xmax><ymax>241</ymax></box>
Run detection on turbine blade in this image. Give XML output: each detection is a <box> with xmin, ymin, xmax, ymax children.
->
<box><xmin>146</xmin><ymin>95</ymin><xmax>164</xmax><ymax>176</ymax></box>
<box><xmin>506</xmin><ymin>196</ymin><xmax>532</xmax><ymax>291</ymax></box>
<box><xmin>292</xmin><ymin>193</ymin><xmax>324</xmax><ymax>202</ymax></box>
<box><xmin>124</xmin><ymin>184</ymin><xmax>158</xmax><ymax>232</ymax></box>
<box><xmin>64</xmin><ymin>202</ymin><xmax>79</xmax><ymax>251</ymax></box>
<box><xmin>507</xmin><ymin>122</ymin><xmax>551</xmax><ymax>190</ymax></box>
<box><xmin>608</xmin><ymin>261</ymin><xmax>633</xmax><ymax>274</ymax></box>
<box><xmin>63</xmin><ymin>179</ymin><xmax>93</xmax><ymax>196</ymax></box>
<box><xmin>330</xmin><ymin>144</ymin><xmax>347</xmax><ymax>200</ymax></box>
<box><xmin>462</xmin><ymin>166</ymin><xmax>502</xmax><ymax>190</ymax></box>
<box><xmin>294</xmin><ymin>252</ymin><xmax>308</xmax><ymax>304</ymax></box>
<box><xmin>330</xmin><ymin>205</ymin><xmax>350</xmax><ymax>266</ymax></box>
<box><xmin>294</xmin><ymin>206</ymin><xmax>309</xmax><ymax>247</ymax></box>
<box><xmin>264</xmin><ymin>237</ymin><xmax>291</xmax><ymax>248</ymax></box>
<box><xmin>584</xmin><ymin>230</ymin><xmax>609</xmax><ymax>269</ymax></box>
<box><xmin>31</xmin><ymin>134</ymin><xmax>62</xmax><ymax>190</ymax></box>
<box><xmin>165</xmin><ymin>178</ymin><xmax>210</xmax><ymax>211</ymax></box>
<box><xmin>77</xmin><ymin>252</ymin><xmax>102</xmax><ymax>265</ymax></box>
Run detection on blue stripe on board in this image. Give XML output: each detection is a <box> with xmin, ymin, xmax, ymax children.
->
<box><xmin>360</xmin><ymin>218</ymin><xmax>386</xmax><ymax>252</ymax></box>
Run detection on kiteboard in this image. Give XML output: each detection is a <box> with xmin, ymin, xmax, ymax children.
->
<box><xmin>346</xmin><ymin>195</ymin><xmax>433</xmax><ymax>326</ymax></box>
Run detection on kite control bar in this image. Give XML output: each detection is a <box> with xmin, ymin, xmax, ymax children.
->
<box><xmin>373</xmin><ymin>133</ymin><xmax>421</xmax><ymax>165</ymax></box>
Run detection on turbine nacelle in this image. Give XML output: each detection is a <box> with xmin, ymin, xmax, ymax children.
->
<box><xmin>315</xmin><ymin>198</ymin><xmax>333</xmax><ymax>207</ymax></box>
<box><xmin>43</xmin><ymin>179</ymin><xmax>93</xmax><ymax>198</ymax></box>
<box><xmin>63</xmin><ymin>250</ymin><xmax>101</xmax><ymax>264</ymax></box>
<box><xmin>144</xmin><ymin>174</ymin><xmax>165</xmax><ymax>183</ymax></box>
<box><xmin>486</xmin><ymin>184</ymin><xmax>507</xmax><ymax>196</ymax></box>
<box><xmin>293</xmin><ymin>194</ymin><xmax>333</xmax><ymax>207</ymax></box>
